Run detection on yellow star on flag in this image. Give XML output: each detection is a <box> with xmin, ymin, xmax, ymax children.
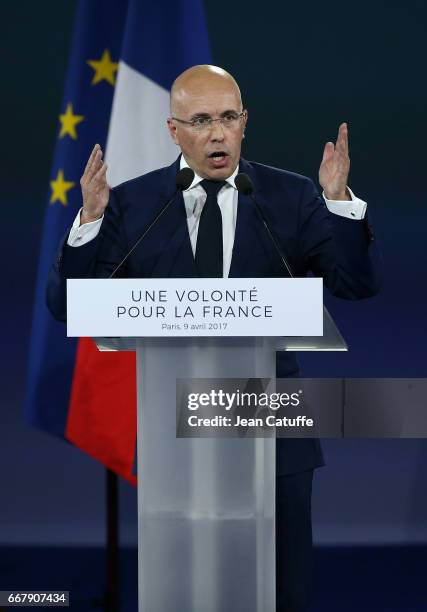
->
<box><xmin>87</xmin><ymin>49</ymin><xmax>118</xmax><ymax>86</ymax></box>
<box><xmin>50</xmin><ymin>169</ymin><xmax>75</xmax><ymax>206</ymax></box>
<box><xmin>58</xmin><ymin>102</ymin><xmax>85</xmax><ymax>140</ymax></box>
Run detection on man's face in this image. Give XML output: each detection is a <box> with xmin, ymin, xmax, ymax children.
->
<box><xmin>167</xmin><ymin>79</ymin><xmax>247</xmax><ymax>180</ymax></box>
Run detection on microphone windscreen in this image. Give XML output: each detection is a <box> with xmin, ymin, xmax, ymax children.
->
<box><xmin>176</xmin><ymin>167</ymin><xmax>195</xmax><ymax>191</ymax></box>
<box><xmin>235</xmin><ymin>173</ymin><xmax>254</xmax><ymax>195</ymax></box>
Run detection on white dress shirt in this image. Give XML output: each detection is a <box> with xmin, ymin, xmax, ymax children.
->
<box><xmin>67</xmin><ymin>157</ymin><xmax>367</xmax><ymax>278</ymax></box>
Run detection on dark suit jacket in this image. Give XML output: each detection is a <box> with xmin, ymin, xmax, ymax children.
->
<box><xmin>47</xmin><ymin>156</ymin><xmax>381</xmax><ymax>476</ymax></box>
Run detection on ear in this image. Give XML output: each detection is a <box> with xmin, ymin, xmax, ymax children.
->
<box><xmin>167</xmin><ymin>118</ymin><xmax>180</xmax><ymax>145</ymax></box>
<box><xmin>241</xmin><ymin>110</ymin><xmax>248</xmax><ymax>139</ymax></box>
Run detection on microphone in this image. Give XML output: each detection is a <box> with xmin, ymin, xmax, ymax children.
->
<box><xmin>109</xmin><ymin>167</ymin><xmax>194</xmax><ymax>278</ymax></box>
<box><xmin>235</xmin><ymin>173</ymin><xmax>294</xmax><ymax>277</ymax></box>
<box><xmin>175</xmin><ymin>167</ymin><xmax>195</xmax><ymax>191</ymax></box>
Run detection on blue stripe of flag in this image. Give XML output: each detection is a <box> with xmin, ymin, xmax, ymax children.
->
<box><xmin>25</xmin><ymin>0</ymin><xmax>128</xmax><ymax>435</ymax></box>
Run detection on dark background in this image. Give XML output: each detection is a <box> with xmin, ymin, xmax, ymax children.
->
<box><xmin>1</xmin><ymin>0</ymin><xmax>426</xmax><ymax>591</ymax></box>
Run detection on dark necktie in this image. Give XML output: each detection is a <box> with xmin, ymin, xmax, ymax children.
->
<box><xmin>195</xmin><ymin>179</ymin><xmax>226</xmax><ymax>277</ymax></box>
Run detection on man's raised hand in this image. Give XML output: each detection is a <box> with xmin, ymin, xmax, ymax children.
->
<box><xmin>80</xmin><ymin>144</ymin><xmax>110</xmax><ymax>224</ymax></box>
<box><xmin>319</xmin><ymin>123</ymin><xmax>351</xmax><ymax>201</ymax></box>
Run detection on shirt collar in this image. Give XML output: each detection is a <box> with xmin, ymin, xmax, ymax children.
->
<box><xmin>180</xmin><ymin>155</ymin><xmax>238</xmax><ymax>191</ymax></box>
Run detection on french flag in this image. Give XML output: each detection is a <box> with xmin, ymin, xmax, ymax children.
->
<box><xmin>25</xmin><ymin>0</ymin><xmax>211</xmax><ymax>484</ymax></box>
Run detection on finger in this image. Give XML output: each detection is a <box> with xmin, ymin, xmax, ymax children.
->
<box><xmin>83</xmin><ymin>144</ymin><xmax>100</xmax><ymax>176</ymax></box>
<box><xmin>82</xmin><ymin>150</ymin><xmax>102</xmax><ymax>184</ymax></box>
<box><xmin>322</xmin><ymin>141</ymin><xmax>334</xmax><ymax>163</ymax></box>
<box><xmin>93</xmin><ymin>162</ymin><xmax>108</xmax><ymax>184</ymax></box>
<box><xmin>86</xmin><ymin>150</ymin><xmax>104</xmax><ymax>183</ymax></box>
<box><xmin>335</xmin><ymin>125</ymin><xmax>350</xmax><ymax>177</ymax></box>
<box><xmin>336</xmin><ymin>123</ymin><xmax>348</xmax><ymax>155</ymax></box>
<box><xmin>92</xmin><ymin>165</ymin><xmax>109</xmax><ymax>193</ymax></box>
<box><xmin>342</xmin><ymin>122</ymin><xmax>349</xmax><ymax>155</ymax></box>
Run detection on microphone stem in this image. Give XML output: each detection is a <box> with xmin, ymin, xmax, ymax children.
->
<box><xmin>109</xmin><ymin>191</ymin><xmax>178</xmax><ymax>278</ymax></box>
<box><xmin>250</xmin><ymin>194</ymin><xmax>294</xmax><ymax>278</ymax></box>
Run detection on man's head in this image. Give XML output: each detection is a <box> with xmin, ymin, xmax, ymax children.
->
<box><xmin>167</xmin><ymin>65</ymin><xmax>247</xmax><ymax>180</ymax></box>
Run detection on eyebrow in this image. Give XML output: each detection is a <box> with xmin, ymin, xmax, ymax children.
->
<box><xmin>189</xmin><ymin>110</ymin><xmax>240</xmax><ymax>120</ymax></box>
<box><xmin>189</xmin><ymin>113</ymin><xmax>211</xmax><ymax>120</ymax></box>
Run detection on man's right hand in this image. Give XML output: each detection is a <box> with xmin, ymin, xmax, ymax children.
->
<box><xmin>80</xmin><ymin>144</ymin><xmax>110</xmax><ymax>225</ymax></box>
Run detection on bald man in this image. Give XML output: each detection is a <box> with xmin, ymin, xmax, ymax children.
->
<box><xmin>47</xmin><ymin>65</ymin><xmax>380</xmax><ymax>611</ymax></box>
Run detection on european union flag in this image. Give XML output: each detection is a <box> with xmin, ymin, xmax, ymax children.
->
<box><xmin>25</xmin><ymin>0</ymin><xmax>211</xmax><ymax>483</ymax></box>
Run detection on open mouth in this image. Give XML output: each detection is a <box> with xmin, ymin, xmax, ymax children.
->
<box><xmin>208</xmin><ymin>151</ymin><xmax>229</xmax><ymax>164</ymax></box>
<box><xmin>208</xmin><ymin>151</ymin><xmax>228</xmax><ymax>168</ymax></box>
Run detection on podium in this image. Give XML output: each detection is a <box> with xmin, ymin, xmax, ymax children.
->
<box><xmin>68</xmin><ymin>278</ymin><xmax>345</xmax><ymax>612</ymax></box>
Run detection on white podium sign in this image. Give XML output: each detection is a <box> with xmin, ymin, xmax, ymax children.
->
<box><xmin>67</xmin><ymin>277</ymin><xmax>323</xmax><ymax>338</ymax></box>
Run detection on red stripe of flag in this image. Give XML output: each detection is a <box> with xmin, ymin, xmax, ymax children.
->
<box><xmin>66</xmin><ymin>338</ymin><xmax>137</xmax><ymax>485</ymax></box>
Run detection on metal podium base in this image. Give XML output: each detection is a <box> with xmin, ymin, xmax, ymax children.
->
<box><xmin>136</xmin><ymin>337</ymin><xmax>276</xmax><ymax>612</ymax></box>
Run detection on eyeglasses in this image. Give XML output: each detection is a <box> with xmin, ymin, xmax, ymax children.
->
<box><xmin>171</xmin><ymin>111</ymin><xmax>246</xmax><ymax>132</ymax></box>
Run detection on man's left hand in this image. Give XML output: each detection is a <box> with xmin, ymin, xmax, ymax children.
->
<box><xmin>319</xmin><ymin>122</ymin><xmax>351</xmax><ymax>201</ymax></box>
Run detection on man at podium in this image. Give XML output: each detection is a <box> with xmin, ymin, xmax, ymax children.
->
<box><xmin>47</xmin><ymin>65</ymin><xmax>380</xmax><ymax>611</ymax></box>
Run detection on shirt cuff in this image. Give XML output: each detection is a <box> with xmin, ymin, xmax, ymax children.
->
<box><xmin>67</xmin><ymin>208</ymin><xmax>104</xmax><ymax>247</ymax></box>
<box><xmin>323</xmin><ymin>187</ymin><xmax>367</xmax><ymax>220</ymax></box>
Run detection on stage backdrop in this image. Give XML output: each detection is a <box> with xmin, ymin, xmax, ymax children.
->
<box><xmin>0</xmin><ymin>0</ymin><xmax>426</xmax><ymax>546</ymax></box>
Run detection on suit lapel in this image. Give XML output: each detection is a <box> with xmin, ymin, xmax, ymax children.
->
<box><xmin>150</xmin><ymin>158</ymin><xmax>197</xmax><ymax>278</ymax></box>
<box><xmin>149</xmin><ymin>156</ymin><xmax>270</xmax><ymax>279</ymax></box>
<box><xmin>229</xmin><ymin>158</ymin><xmax>264</xmax><ymax>278</ymax></box>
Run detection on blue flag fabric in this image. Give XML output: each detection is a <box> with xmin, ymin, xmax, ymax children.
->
<box><xmin>25</xmin><ymin>0</ymin><xmax>128</xmax><ymax>435</ymax></box>
<box><xmin>25</xmin><ymin>0</ymin><xmax>211</xmax><ymax>480</ymax></box>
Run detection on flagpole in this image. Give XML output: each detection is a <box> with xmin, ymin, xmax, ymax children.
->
<box><xmin>105</xmin><ymin>469</ymin><xmax>120</xmax><ymax>612</ymax></box>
